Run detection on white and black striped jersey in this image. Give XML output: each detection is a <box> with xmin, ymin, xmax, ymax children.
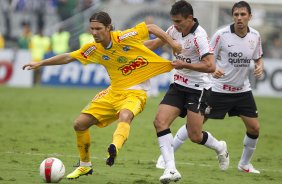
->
<box><xmin>210</xmin><ymin>24</ymin><xmax>263</xmax><ymax>93</ymax></box>
<box><xmin>167</xmin><ymin>19</ymin><xmax>213</xmax><ymax>90</ymax></box>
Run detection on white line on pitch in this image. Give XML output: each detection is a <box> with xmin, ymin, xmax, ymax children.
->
<box><xmin>3</xmin><ymin>151</ymin><xmax>282</xmax><ymax>173</ymax></box>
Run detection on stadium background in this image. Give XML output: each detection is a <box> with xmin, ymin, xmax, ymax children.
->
<box><xmin>0</xmin><ymin>0</ymin><xmax>282</xmax><ymax>96</ymax></box>
<box><xmin>0</xmin><ymin>0</ymin><xmax>282</xmax><ymax>184</ymax></box>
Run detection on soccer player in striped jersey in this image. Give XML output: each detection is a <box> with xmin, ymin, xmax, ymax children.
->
<box><xmin>145</xmin><ymin>1</ymin><xmax>229</xmax><ymax>183</ymax></box>
<box><xmin>159</xmin><ymin>1</ymin><xmax>263</xmax><ymax>175</ymax></box>
<box><xmin>23</xmin><ymin>11</ymin><xmax>181</xmax><ymax>180</ymax></box>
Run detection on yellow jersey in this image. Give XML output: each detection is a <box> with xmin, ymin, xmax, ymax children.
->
<box><xmin>70</xmin><ymin>22</ymin><xmax>173</xmax><ymax>90</ymax></box>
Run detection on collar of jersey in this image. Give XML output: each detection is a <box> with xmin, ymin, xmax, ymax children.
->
<box><xmin>182</xmin><ymin>18</ymin><xmax>199</xmax><ymax>37</ymax></box>
<box><xmin>190</xmin><ymin>18</ymin><xmax>199</xmax><ymax>34</ymax></box>
<box><xmin>230</xmin><ymin>24</ymin><xmax>250</xmax><ymax>38</ymax></box>
<box><xmin>105</xmin><ymin>40</ymin><xmax>113</xmax><ymax>50</ymax></box>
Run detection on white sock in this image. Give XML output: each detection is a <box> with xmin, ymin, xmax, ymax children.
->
<box><xmin>158</xmin><ymin>133</ymin><xmax>176</xmax><ymax>170</ymax></box>
<box><xmin>173</xmin><ymin>124</ymin><xmax>189</xmax><ymax>151</ymax></box>
<box><xmin>79</xmin><ymin>161</ymin><xmax>92</xmax><ymax>167</ymax></box>
<box><xmin>239</xmin><ymin>134</ymin><xmax>258</xmax><ymax>165</ymax></box>
<box><xmin>204</xmin><ymin>131</ymin><xmax>224</xmax><ymax>154</ymax></box>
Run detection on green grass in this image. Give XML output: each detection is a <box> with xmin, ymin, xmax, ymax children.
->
<box><xmin>0</xmin><ymin>86</ymin><xmax>281</xmax><ymax>184</ymax></box>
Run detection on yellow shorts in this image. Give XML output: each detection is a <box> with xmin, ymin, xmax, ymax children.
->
<box><xmin>82</xmin><ymin>87</ymin><xmax>147</xmax><ymax>128</ymax></box>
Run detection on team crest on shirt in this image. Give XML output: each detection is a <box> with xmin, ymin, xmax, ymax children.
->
<box><xmin>119</xmin><ymin>56</ymin><xmax>148</xmax><ymax>75</ymax></box>
<box><xmin>123</xmin><ymin>46</ymin><xmax>130</xmax><ymax>52</ymax></box>
<box><xmin>184</xmin><ymin>40</ymin><xmax>192</xmax><ymax>49</ymax></box>
<box><xmin>81</xmin><ymin>46</ymin><xmax>96</xmax><ymax>58</ymax></box>
<box><xmin>117</xmin><ymin>31</ymin><xmax>138</xmax><ymax>42</ymax></box>
<box><xmin>102</xmin><ymin>55</ymin><xmax>110</xmax><ymax>60</ymax></box>
<box><xmin>117</xmin><ymin>56</ymin><xmax>128</xmax><ymax>63</ymax></box>
<box><xmin>249</xmin><ymin>40</ymin><xmax>255</xmax><ymax>50</ymax></box>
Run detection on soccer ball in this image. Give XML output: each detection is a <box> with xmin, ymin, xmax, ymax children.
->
<box><xmin>39</xmin><ymin>157</ymin><xmax>65</xmax><ymax>183</ymax></box>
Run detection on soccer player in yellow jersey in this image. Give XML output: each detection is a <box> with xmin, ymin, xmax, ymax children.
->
<box><xmin>23</xmin><ymin>11</ymin><xmax>181</xmax><ymax>179</ymax></box>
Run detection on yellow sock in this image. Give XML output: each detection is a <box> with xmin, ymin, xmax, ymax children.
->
<box><xmin>76</xmin><ymin>129</ymin><xmax>91</xmax><ymax>162</ymax></box>
<box><xmin>112</xmin><ymin>122</ymin><xmax>130</xmax><ymax>150</ymax></box>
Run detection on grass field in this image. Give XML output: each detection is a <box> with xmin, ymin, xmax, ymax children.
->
<box><xmin>0</xmin><ymin>86</ymin><xmax>282</xmax><ymax>184</ymax></box>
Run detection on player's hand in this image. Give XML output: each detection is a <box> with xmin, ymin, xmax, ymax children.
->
<box><xmin>171</xmin><ymin>60</ymin><xmax>185</xmax><ymax>69</ymax></box>
<box><xmin>254</xmin><ymin>61</ymin><xmax>263</xmax><ymax>79</ymax></box>
<box><xmin>22</xmin><ymin>62</ymin><xmax>42</xmax><ymax>70</ymax></box>
<box><xmin>212</xmin><ymin>68</ymin><xmax>225</xmax><ymax>78</ymax></box>
<box><xmin>172</xmin><ymin>43</ymin><xmax>182</xmax><ymax>55</ymax></box>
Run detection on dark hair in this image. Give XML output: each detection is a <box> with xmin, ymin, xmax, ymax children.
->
<box><xmin>170</xmin><ymin>0</ymin><xmax>193</xmax><ymax>18</ymax></box>
<box><xmin>232</xmin><ymin>1</ymin><xmax>251</xmax><ymax>15</ymax></box>
<box><xmin>89</xmin><ymin>11</ymin><xmax>113</xmax><ymax>30</ymax></box>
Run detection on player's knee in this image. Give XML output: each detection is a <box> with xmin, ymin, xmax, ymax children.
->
<box><xmin>247</xmin><ymin>123</ymin><xmax>260</xmax><ymax>136</ymax></box>
<box><xmin>73</xmin><ymin>119</ymin><xmax>85</xmax><ymax>131</ymax></box>
<box><xmin>188</xmin><ymin>132</ymin><xmax>202</xmax><ymax>143</ymax></box>
<box><xmin>153</xmin><ymin>117</ymin><xmax>167</xmax><ymax>131</ymax></box>
<box><xmin>254</xmin><ymin>125</ymin><xmax>260</xmax><ymax>135</ymax></box>
<box><xmin>249</xmin><ymin>125</ymin><xmax>260</xmax><ymax>136</ymax></box>
<box><xmin>119</xmin><ymin>110</ymin><xmax>134</xmax><ymax>122</ymax></box>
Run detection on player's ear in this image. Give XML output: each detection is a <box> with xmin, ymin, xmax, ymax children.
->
<box><xmin>186</xmin><ymin>14</ymin><xmax>193</xmax><ymax>22</ymax></box>
<box><xmin>106</xmin><ymin>24</ymin><xmax>113</xmax><ymax>31</ymax></box>
<box><xmin>248</xmin><ymin>14</ymin><xmax>252</xmax><ymax>21</ymax></box>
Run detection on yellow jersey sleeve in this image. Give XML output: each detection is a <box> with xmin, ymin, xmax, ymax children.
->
<box><xmin>70</xmin><ymin>43</ymin><xmax>98</xmax><ymax>65</ymax></box>
<box><xmin>116</xmin><ymin>22</ymin><xmax>149</xmax><ymax>44</ymax></box>
<box><xmin>133</xmin><ymin>22</ymin><xmax>150</xmax><ymax>42</ymax></box>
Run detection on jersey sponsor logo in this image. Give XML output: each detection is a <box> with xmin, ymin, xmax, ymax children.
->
<box><xmin>117</xmin><ymin>56</ymin><xmax>128</xmax><ymax>63</ymax></box>
<box><xmin>117</xmin><ymin>31</ymin><xmax>138</xmax><ymax>42</ymax></box>
<box><xmin>102</xmin><ymin>55</ymin><xmax>110</xmax><ymax>60</ymax></box>
<box><xmin>175</xmin><ymin>54</ymin><xmax>191</xmax><ymax>63</ymax></box>
<box><xmin>223</xmin><ymin>84</ymin><xmax>242</xmax><ymax>91</ymax></box>
<box><xmin>174</xmin><ymin>74</ymin><xmax>188</xmax><ymax>84</ymax></box>
<box><xmin>227</xmin><ymin>44</ymin><xmax>234</xmax><ymax>47</ymax></box>
<box><xmin>81</xmin><ymin>46</ymin><xmax>96</xmax><ymax>59</ymax></box>
<box><xmin>228</xmin><ymin>52</ymin><xmax>251</xmax><ymax>67</ymax></box>
<box><xmin>119</xmin><ymin>56</ymin><xmax>148</xmax><ymax>75</ymax></box>
<box><xmin>228</xmin><ymin>52</ymin><xmax>243</xmax><ymax>57</ymax></box>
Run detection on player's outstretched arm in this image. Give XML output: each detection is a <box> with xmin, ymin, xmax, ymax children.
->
<box><xmin>144</xmin><ymin>38</ymin><xmax>164</xmax><ymax>51</ymax></box>
<box><xmin>22</xmin><ymin>53</ymin><xmax>76</xmax><ymax>70</ymax></box>
<box><xmin>146</xmin><ymin>24</ymin><xmax>181</xmax><ymax>55</ymax></box>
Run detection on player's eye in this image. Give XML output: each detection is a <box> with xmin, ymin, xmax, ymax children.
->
<box><xmin>174</xmin><ymin>20</ymin><xmax>181</xmax><ymax>24</ymax></box>
<box><xmin>234</xmin><ymin>13</ymin><xmax>247</xmax><ymax>17</ymax></box>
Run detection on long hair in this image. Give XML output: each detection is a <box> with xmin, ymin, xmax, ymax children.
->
<box><xmin>89</xmin><ymin>11</ymin><xmax>114</xmax><ymax>30</ymax></box>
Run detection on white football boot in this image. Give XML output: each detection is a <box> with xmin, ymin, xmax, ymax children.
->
<box><xmin>238</xmin><ymin>163</ymin><xmax>260</xmax><ymax>174</ymax></box>
<box><xmin>156</xmin><ymin>155</ymin><xmax>166</xmax><ymax>169</ymax></box>
<box><xmin>159</xmin><ymin>169</ymin><xmax>181</xmax><ymax>184</ymax></box>
<box><xmin>217</xmin><ymin>141</ymin><xmax>230</xmax><ymax>171</ymax></box>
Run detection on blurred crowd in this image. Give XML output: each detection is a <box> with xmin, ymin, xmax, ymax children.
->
<box><xmin>0</xmin><ymin>0</ymin><xmax>282</xmax><ymax>59</ymax></box>
<box><xmin>0</xmin><ymin>0</ymin><xmax>96</xmax><ymax>41</ymax></box>
<box><xmin>263</xmin><ymin>32</ymin><xmax>282</xmax><ymax>59</ymax></box>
